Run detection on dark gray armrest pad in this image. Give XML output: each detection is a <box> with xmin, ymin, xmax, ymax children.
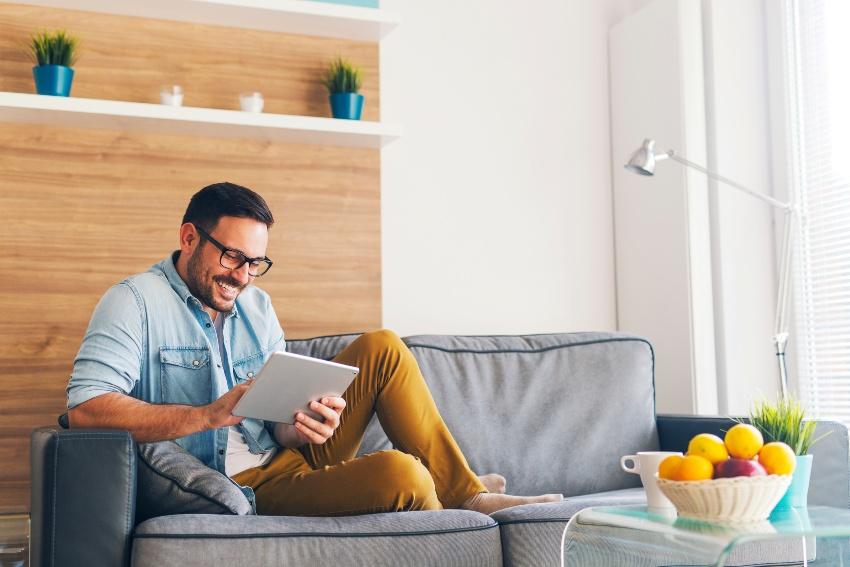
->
<box><xmin>31</xmin><ymin>427</ymin><xmax>136</xmax><ymax>567</ymax></box>
<box><xmin>657</xmin><ymin>414</ymin><xmax>850</xmax><ymax>508</ymax></box>
<box><xmin>656</xmin><ymin>414</ymin><xmax>738</xmax><ymax>452</ymax></box>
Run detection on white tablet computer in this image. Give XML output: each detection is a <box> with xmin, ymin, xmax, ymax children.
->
<box><xmin>231</xmin><ymin>351</ymin><xmax>359</xmax><ymax>424</ymax></box>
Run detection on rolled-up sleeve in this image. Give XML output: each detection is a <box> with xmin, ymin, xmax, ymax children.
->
<box><xmin>67</xmin><ymin>282</ymin><xmax>144</xmax><ymax>409</ymax></box>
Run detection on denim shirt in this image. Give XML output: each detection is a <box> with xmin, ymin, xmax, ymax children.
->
<box><xmin>67</xmin><ymin>251</ymin><xmax>285</xmax><ymax>477</ymax></box>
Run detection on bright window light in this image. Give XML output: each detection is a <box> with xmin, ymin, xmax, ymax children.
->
<box><xmin>789</xmin><ymin>0</ymin><xmax>850</xmax><ymax>422</ymax></box>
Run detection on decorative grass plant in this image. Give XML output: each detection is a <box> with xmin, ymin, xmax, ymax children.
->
<box><xmin>29</xmin><ymin>30</ymin><xmax>79</xmax><ymax>67</ymax></box>
<box><xmin>748</xmin><ymin>397</ymin><xmax>825</xmax><ymax>456</ymax></box>
<box><xmin>321</xmin><ymin>57</ymin><xmax>363</xmax><ymax>94</ymax></box>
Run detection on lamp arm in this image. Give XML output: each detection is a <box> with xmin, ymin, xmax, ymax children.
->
<box><xmin>664</xmin><ymin>152</ymin><xmax>792</xmax><ymax>211</ymax></box>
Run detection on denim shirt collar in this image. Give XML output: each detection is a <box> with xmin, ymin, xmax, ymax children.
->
<box><xmin>160</xmin><ymin>250</ymin><xmax>239</xmax><ymax>319</ymax></box>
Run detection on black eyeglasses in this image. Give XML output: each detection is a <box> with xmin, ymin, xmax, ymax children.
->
<box><xmin>193</xmin><ymin>224</ymin><xmax>273</xmax><ymax>277</ymax></box>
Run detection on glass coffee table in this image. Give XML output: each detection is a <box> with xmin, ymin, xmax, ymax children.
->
<box><xmin>561</xmin><ymin>505</ymin><xmax>850</xmax><ymax>566</ymax></box>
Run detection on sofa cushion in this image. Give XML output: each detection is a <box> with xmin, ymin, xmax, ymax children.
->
<box><xmin>136</xmin><ymin>441</ymin><xmax>254</xmax><ymax>522</ymax></box>
<box><xmin>285</xmin><ymin>333</ymin><xmax>361</xmax><ymax>361</ymax></box>
<box><xmin>493</xmin><ymin>490</ymin><xmax>814</xmax><ymax>567</ymax></box>
<box><xmin>492</xmin><ymin>488</ymin><xmax>646</xmax><ymax>567</ymax></box>
<box><xmin>401</xmin><ymin>333</ymin><xmax>658</xmax><ymax>497</ymax></box>
<box><xmin>132</xmin><ymin>511</ymin><xmax>501</xmax><ymax>567</ymax></box>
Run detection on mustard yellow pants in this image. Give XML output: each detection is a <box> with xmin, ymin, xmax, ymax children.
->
<box><xmin>232</xmin><ymin>329</ymin><xmax>487</xmax><ymax>516</ymax></box>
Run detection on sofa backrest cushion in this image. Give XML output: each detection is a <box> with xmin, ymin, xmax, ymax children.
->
<box><xmin>400</xmin><ymin>333</ymin><xmax>658</xmax><ymax>496</ymax></box>
<box><xmin>136</xmin><ymin>441</ymin><xmax>254</xmax><ymax>522</ymax></box>
<box><xmin>285</xmin><ymin>333</ymin><xmax>360</xmax><ymax>361</ymax></box>
<box><xmin>287</xmin><ymin>332</ymin><xmax>659</xmax><ymax>497</ymax></box>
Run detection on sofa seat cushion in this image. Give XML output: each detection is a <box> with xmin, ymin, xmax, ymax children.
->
<box><xmin>493</xmin><ymin>490</ymin><xmax>814</xmax><ymax>567</ymax></box>
<box><xmin>491</xmin><ymin>488</ymin><xmax>646</xmax><ymax>567</ymax></box>
<box><xmin>132</xmin><ymin>510</ymin><xmax>501</xmax><ymax>567</ymax></box>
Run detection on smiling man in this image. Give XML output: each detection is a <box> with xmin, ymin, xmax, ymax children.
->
<box><xmin>66</xmin><ymin>182</ymin><xmax>561</xmax><ymax>516</ymax></box>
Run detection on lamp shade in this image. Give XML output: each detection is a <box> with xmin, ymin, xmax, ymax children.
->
<box><xmin>625</xmin><ymin>138</ymin><xmax>657</xmax><ymax>176</ymax></box>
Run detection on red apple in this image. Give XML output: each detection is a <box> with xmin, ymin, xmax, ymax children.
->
<box><xmin>714</xmin><ymin>458</ymin><xmax>767</xmax><ymax>478</ymax></box>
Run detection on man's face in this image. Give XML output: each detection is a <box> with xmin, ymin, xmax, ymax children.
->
<box><xmin>184</xmin><ymin>216</ymin><xmax>269</xmax><ymax>314</ymax></box>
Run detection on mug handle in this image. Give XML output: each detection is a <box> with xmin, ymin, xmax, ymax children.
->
<box><xmin>620</xmin><ymin>455</ymin><xmax>640</xmax><ymax>474</ymax></box>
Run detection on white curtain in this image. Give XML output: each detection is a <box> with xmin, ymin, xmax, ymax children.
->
<box><xmin>787</xmin><ymin>0</ymin><xmax>850</xmax><ymax>420</ymax></box>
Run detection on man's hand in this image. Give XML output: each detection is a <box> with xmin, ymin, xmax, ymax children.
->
<box><xmin>291</xmin><ymin>397</ymin><xmax>346</xmax><ymax>445</ymax></box>
<box><xmin>202</xmin><ymin>381</ymin><xmax>252</xmax><ymax>429</ymax></box>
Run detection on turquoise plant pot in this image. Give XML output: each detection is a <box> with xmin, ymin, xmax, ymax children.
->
<box><xmin>329</xmin><ymin>93</ymin><xmax>364</xmax><ymax>120</ymax></box>
<box><xmin>33</xmin><ymin>65</ymin><xmax>74</xmax><ymax>96</ymax></box>
<box><xmin>774</xmin><ymin>454</ymin><xmax>813</xmax><ymax>509</ymax></box>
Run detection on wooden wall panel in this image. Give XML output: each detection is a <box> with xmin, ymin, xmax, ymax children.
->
<box><xmin>0</xmin><ymin>3</ymin><xmax>381</xmax><ymax>512</ymax></box>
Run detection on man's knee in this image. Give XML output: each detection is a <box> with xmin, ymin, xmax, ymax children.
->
<box><xmin>369</xmin><ymin>450</ymin><xmax>440</xmax><ymax>511</ymax></box>
<box><xmin>358</xmin><ymin>329</ymin><xmax>406</xmax><ymax>354</ymax></box>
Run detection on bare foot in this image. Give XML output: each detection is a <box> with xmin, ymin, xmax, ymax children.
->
<box><xmin>477</xmin><ymin>473</ymin><xmax>507</xmax><ymax>494</ymax></box>
<box><xmin>461</xmin><ymin>492</ymin><xmax>563</xmax><ymax>515</ymax></box>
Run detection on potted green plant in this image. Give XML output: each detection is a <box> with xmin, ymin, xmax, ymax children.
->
<box><xmin>29</xmin><ymin>30</ymin><xmax>79</xmax><ymax>97</ymax></box>
<box><xmin>748</xmin><ymin>397</ymin><xmax>827</xmax><ymax>508</ymax></box>
<box><xmin>321</xmin><ymin>56</ymin><xmax>364</xmax><ymax>120</ymax></box>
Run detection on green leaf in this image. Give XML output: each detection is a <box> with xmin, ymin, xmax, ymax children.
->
<box><xmin>321</xmin><ymin>56</ymin><xmax>363</xmax><ymax>94</ymax></box>
<box><xmin>29</xmin><ymin>29</ymin><xmax>79</xmax><ymax>67</ymax></box>
<box><xmin>747</xmin><ymin>396</ymin><xmax>830</xmax><ymax>455</ymax></box>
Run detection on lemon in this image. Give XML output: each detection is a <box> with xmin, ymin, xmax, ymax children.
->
<box><xmin>758</xmin><ymin>442</ymin><xmax>797</xmax><ymax>475</ymax></box>
<box><xmin>658</xmin><ymin>455</ymin><xmax>685</xmax><ymax>480</ymax></box>
<box><xmin>724</xmin><ymin>424</ymin><xmax>764</xmax><ymax>460</ymax></box>
<box><xmin>672</xmin><ymin>455</ymin><xmax>714</xmax><ymax>481</ymax></box>
<box><xmin>687</xmin><ymin>433</ymin><xmax>729</xmax><ymax>464</ymax></box>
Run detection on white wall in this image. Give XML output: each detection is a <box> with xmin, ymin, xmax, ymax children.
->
<box><xmin>380</xmin><ymin>0</ymin><xmax>652</xmax><ymax>336</ymax></box>
<box><xmin>702</xmin><ymin>0</ymin><xmax>781</xmax><ymax>414</ymax></box>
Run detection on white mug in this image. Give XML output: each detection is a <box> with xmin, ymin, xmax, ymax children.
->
<box><xmin>620</xmin><ymin>451</ymin><xmax>682</xmax><ymax>512</ymax></box>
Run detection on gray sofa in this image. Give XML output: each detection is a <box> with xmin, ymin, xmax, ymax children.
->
<box><xmin>30</xmin><ymin>332</ymin><xmax>850</xmax><ymax>566</ymax></box>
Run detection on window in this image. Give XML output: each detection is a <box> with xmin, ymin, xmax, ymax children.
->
<box><xmin>787</xmin><ymin>0</ymin><xmax>850</xmax><ymax>420</ymax></box>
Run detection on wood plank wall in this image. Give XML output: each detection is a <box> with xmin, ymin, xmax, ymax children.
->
<box><xmin>0</xmin><ymin>3</ymin><xmax>381</xmax><ymax>513</ymax></box>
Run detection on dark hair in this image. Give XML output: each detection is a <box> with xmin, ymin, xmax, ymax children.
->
<box><xmin>182</xmin><ymin>182</ymin><xmax>274</xmax><ymax>231</ymax></box>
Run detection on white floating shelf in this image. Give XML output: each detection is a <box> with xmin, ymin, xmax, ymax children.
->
<box><xmin>11</xmin><ymin>0</ymin><xmax>400</xmax><ymax>41</ymax></box>
<box><xmin>0</xmin><ymin>92</ymin><xmax>400</xmax><ymax>149</ymax></box>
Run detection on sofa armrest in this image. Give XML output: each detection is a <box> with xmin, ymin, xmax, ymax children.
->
<box><xmin>31</xmin><ymin>427</ymin><xmax>136</xmax><ymax>567</ymax></box>
<box><xmin>656</xmin><ymin>414</ymin><xmax>850</xmax><ymax>508</ymax></box>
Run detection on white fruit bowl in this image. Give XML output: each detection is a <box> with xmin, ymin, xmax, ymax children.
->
<box><xmin>656</xmin><ymin>475</ymin><xmax>792</xmax><ymax>523</ymax></box>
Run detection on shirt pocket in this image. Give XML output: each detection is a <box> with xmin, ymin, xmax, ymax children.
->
<box><xmin>232</xmin><ymin>352</ymin><xmax>266</xmax><ymax>384</ymax></box>
<box><xmin>160</xmin><ymin>346</ymin><xmax>212</xmax><ymax>406</ymax></box>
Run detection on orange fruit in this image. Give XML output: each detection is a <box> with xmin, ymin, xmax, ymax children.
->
<box><xmin>687</xmin><ymin>433</ymin><xmax>729</xmax><ymax>464</ymax></box>
<box><xmin>658</xmin><ymin>455</ymin><xmax>685</xmax><ymax>480</ymax></box>
<box><xmin>672</xmin><ymin>455</ymin><xmax>714</xmax><ymax>481</ymax></box>
<box><xmin>724</xmin><ymin>424</ymin><xmax>764</xmax><ymax>460</ymax></box>
<box><xmin>758</xmin><ymin>442</ymin><xmax>797</xmax><ymax>475</ymax></box>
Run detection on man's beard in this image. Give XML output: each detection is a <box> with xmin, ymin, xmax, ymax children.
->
<box><xmin>185</xmin><ymin>249</ymin><xmax>245</xmax><ymax>313</ymax></box>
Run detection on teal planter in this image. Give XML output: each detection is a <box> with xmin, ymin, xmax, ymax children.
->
<box><xmin>33</xmin><ymin>65</ymin><xmax>74</xmax><ymax>96</ymax></box>
<box><xmin>329</xmin><ymin>93</ymin><xmax>364</xmax><ymax>120</ymax></box>
<box><xmin>774</xmin><ymin>454</ymin><xmax>813</xmax><ymax>509</ymax></box>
